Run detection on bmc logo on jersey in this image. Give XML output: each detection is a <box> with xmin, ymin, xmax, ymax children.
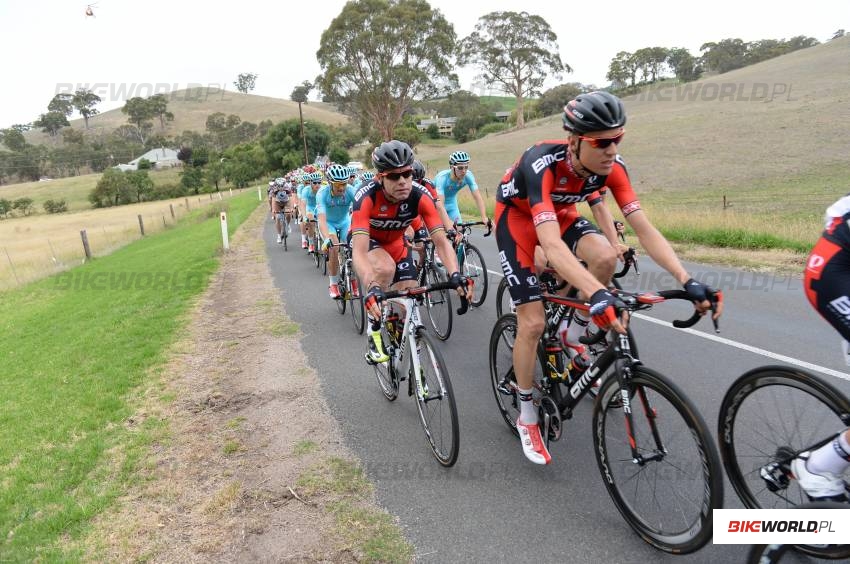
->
<box><xmin>531</xmin><ymin>150</ymin><xmax>566</xmax><ymax>174</ymax></box>
<box><xmin>500</xmin><ymin>179</ymin><xmax>518</xmax><ymax>198</ymax></box>
<box><xmin>829</xmin><ymin>295</ymin><xmax>850</xmax><ymax>322</ymax></box>
<box><xmin>550</xmin><ymin>193</ymin><xmax>585</xmax><ymax>204</ymax></box>
<box><xmin>369</xmin><ymin>218</ymin><xmax>413</xmax><ymax>230</ymax></box>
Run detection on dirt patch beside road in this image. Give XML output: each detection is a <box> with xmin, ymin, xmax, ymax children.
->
<box><xmin>81</xmin><ymin>207</ymin><xmax>412</xmax><ymax>562</ymax></box>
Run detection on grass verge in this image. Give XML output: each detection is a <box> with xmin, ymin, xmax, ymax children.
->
<box><xmin>0</xmin><ymin>190</ymin><xmax>261</xmax><ymax>561</ymax></box>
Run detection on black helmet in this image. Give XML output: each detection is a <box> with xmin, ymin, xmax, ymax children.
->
<box><xmin>371</xmin><ymin>140</ymin><xmax>415</xmax><ymax>172</ymax></box>
<box><xmin>412</xmin><ymin>160</ymin><xmax>426</xmax><ymax>181</ymax></box>
<box><xmin>562</xmin><ymin>91</ymin><xmax>626</xmax><ymax>134</ymax></box>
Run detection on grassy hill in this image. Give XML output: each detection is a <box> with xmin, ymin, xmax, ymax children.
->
<box><xmin>24</xmin><ymin>90</ymin><xmax>349</xmax><ymax>145</ymax></box>
<box><xmin>416</xmin><ymin>35</ymin><xmax>850</xmax><ymax>251</ymax></box>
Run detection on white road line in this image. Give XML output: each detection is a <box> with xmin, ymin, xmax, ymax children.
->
<box><xmin>485</xmin><ymin>268</ymin><xmax>850</xmax><ymax>381</ymax></box>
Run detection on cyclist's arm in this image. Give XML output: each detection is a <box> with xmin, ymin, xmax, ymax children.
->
<box><xmin>589</xmin><ymin>197</ymin><xmax>626</xmax><ymax>259</ymax></box>
<box><xmin>432</xmin><ymin>229</ymin><xmax>460</xmax><ymax>274</ymax></box>
<box><xmin>435</xmin><ymin>197</ymin><xmax>454</xmax><ymax>232</ymax></box>
<box><xmin>626</xmin><ymin>210</ymin><xmax>689</xmax><ymax>284</ymax></box>
<box><xmin>351</xmin><ymin>234</ymin><xmax>375</xmax><ymax>287</ymax></box>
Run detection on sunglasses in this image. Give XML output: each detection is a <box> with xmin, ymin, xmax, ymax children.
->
<box><xmin>311</xmin><ymin>181</ymin><xmax>321</xmax><ymax>185</ymax></box>
<box><xmin>579</xmin><ymin>130</ymin><xmax>625</xmax><ymax>149</ymax></box>
<box><xmin>384</xmin><ymin>169</ymin><xmax>413</xmax><ymax>181</ymax></box>
<box><xmin>453</xmin><ymin>165</ymin><xmax>469</xmax><ymax>171</ymax></box>
<box><xmin>331</xmin><ymin>181</ymin><xmax>347</xmax><ymax>188</ymax></box>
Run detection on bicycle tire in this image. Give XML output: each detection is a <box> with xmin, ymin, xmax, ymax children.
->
<box><xmin>718</xmin><ymin>366</ymin><xmax>850</xmax><ymax>559</ymax></box>
<box><xmin>495</xmin><ymin>276</ymin><xmax>516</xmax><ymax>319</ymax></box>
<box><xmin>372</xmin><ymin>323</ymin><xmax>397</xmax><ymax>401</ymax></box>
<box><xmin>413</xmin><ymin>328</ymin><xmax>460</xmax><ymax>466</ymax></box>
<box><xmin>462</xmin><ymin>243</ymin><xmax>488</xmax><ymax>307</ymax></box>
<box><xmin>593</xmin><ymin>366</ymin><xmax>723</xmax><ymax>554</ymax></box>
<box><xmin>423</xmin><ymin>265</ymin><xmax>453</xmax><ymax>341</ymax></box>
<box><xmin>350</xmin><ymin>273</ymin><xmax>366</xmax><ymax>334</ymax></box>
<box><xmin>488</xmin><ymin>314</ymin><xmax>549</xmax><ymax>437</ymax></box>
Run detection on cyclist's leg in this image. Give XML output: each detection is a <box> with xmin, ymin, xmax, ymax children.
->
<box><xmin>326</xmin><ymin>223</ymin><xmax>343</xmax><ymax>298</ymax></box>
<box><xmin>496</xmin><ymin>205</ymin><xmax>550</xmax><ymax>464</ymax></box>
<box><xmin>798</xmin><ymin>238</ymin><xmax>850</xmax><ymax>499</ymax></box>
<box><xmin>363</xmin><ymin>242</ymin><xmax>396</xmax><ymax>363</ymax></box>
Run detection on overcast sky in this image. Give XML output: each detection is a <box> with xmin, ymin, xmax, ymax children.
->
<box><xmin>0</xmin><ymin>0</ymin><xmax>845</xmax><ymax>129</ymax></box>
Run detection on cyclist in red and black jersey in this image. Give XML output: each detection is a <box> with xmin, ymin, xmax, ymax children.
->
<box><xmin>495</xmin><ymin>91</ymin><xmax>722</xmax><ymax>465</ymax></box>
<box><xmin>795</xmin><ymin>194</ymin><xmax>850</xmax><ymax>501</ymax></box>
<box><xmin>351</xmin><ymin>140</ymin><xmax>472</xmax><ymax>364</ymax></box>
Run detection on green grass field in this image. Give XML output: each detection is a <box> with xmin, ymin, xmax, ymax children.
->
<box><xmin>0</xmin><ymin>191</ymin><xmax>261</xmax><ymax>561</ymax></box>
<box><xmin>0</xmin><ymin>167</ymin><xmax>183</xmax><ymax>213</ymax></box>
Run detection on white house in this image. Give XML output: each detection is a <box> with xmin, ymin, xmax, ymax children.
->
<box><xmin>114</xmin><ymin>148</ymin><xmax>180</xmax><ymax>171</ymax></box>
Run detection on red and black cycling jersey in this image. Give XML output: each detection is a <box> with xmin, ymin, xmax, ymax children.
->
<box><xmin>496</xmin><ymin>140</ymin><xmax>641</xmax><ymax>226</ymax></box>
<box><xmin>350</xmin><ymin>180</ymin><xmax>445</xmax><ymax>249</ymax></box>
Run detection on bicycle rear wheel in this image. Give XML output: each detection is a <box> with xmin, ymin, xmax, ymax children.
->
<box><xmin>461</xmin><ymin>243</ymin><xmax>488</xmax><ymax>307</ymax></box>
<box><xmin>423</xmin><ymin>265</ymin><xmax>452</xmax><ymax>341</ymax></box>
<box><xmin>488</xmin><ymin>314</ymin><xmax>547</xmax><ymax>436</ymax></box>
<box><xmin>350</xmin><ymin>273</ymin><xmax>366</xmax><ymax>334</ymax></box>
<box><xmin>413</xmin><ymin>329</ymin><xmax>460</xmax><ymax>466</ymax></box>
<box><xmin>593</xmin><ymin>366</ymin><xmax>723</xmax><ymax>554</ymax></box>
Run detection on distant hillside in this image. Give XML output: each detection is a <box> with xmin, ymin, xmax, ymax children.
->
<box><xmin>24</xmin><ymin>90</ymin><xmax>349</xmax><ymax>145</ymax></box>
<box><xmin>417</xmin><ymin>35</ymin><xmax>850</xmax><ymax>195</ymax></box>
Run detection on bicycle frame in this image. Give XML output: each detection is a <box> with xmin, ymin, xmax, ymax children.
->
<box><xmin>385</xmin><ymin>294</ymin><xmax>442</xmax><ymax>399</ymax></box>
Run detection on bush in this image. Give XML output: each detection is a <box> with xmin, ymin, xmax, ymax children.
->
<box><xmin>328</xmin><ymin>145</ymin><xmax>350</xmax><ymax>165</ymax></box>
<box><xmin>43</xmin><ymin>199</ymin><xmax>68</xmax><ymax>214</ymax></box>
<box><xmin>426</xmin><ymin>123</ymin><xmax>440</xmax><ymax>139</ymax></box>
<box><xmin>137</xmin><ymin>158</ymin><xmax>152</xmax><ymax>170</ymax></box>
<box><xmin>0</xmin><ymin>198</ymin><xmax>11</xmax><ymax>218</ymax></box>
<box><xmin>477</xmin><ymin>122</ymin><xmax>509</xmax><ymax>137</ymax></box>
<box><xmin>151</xmin><ymin>182</ymin><xmax>187</xmax><ymax>200</ymax></box>
<box><xmin>12</xmin><ymin>197</ymin><xmax>34</xmax><ymax>216</ymax></box>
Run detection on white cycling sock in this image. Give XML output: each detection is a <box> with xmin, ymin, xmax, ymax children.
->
<box><xmin>808</xmin><ymin>431</ymin><xmax>850</xmax><ymax>476</ymax></box>
<box><xmin>565</xmin><ymin>312</ymin><xmax>590</xmax><ymax>346</ymax></box>
<box><xmin>329</xmin><ymin>275</ymin><xmax>339</xmax><ymax>285</ymax></box>
<box><xmin>301</xmin><ymin>234</ymin><xmax>307</xmax><ymax>244</ymax></box>
<box><xmin>518</xmin><ymin>387</ymin><xmax>537</xmax><ymax>424</ymax></box>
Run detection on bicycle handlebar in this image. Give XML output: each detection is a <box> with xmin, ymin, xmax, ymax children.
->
<box><xmin>454</xmin><ymin>220</ymin><xmax>493</xmax><ymax>237</ymax></box>
<box><xmin>383</xmin><ymin>282</ymin><xmax>470</xmax><ymax>316</ymax></box>
<box><xmin>577</xmin><ymin>288</ymin><xmax>720</xmax><ymax>345</ymax></box>
<box><xmin>614</xmin><ymin>248</ymin><xmax>640</xmax><ymax>278</ymax></box>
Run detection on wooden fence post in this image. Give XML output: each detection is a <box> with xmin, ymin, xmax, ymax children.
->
<box><xmin>170</xmin><ymin>203</ymin><xmax>175</xmax><ymax>219</ymax></box>
<box><xmin>138</xmin><ymin>214</ymin><xmax>145</xmax><ymax>236</ymax></box>
<box><xmin>80</xmin><ymin>230</ymin><xmax>92</xmax><ymax>261</ymax></box>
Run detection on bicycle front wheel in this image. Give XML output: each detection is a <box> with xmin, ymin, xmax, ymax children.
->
<box><xmin>423</xmin><ymin>265</ymin><xmax>452</xmax><ymax>341</ymax></box>
<box><xmin>372</xmin><ymin>325</ymin><xmax>397</xmax><ymax>401</ymax></box>
<box><xmin>413</xmin><ymin>329</ymin><xmax>460</xmax><ymax>466</ymax></box>
<box><xmin>461</xmin><ymin>243</ymin><xmax>488</xmax><ymax>307</ymax></box>
<box><xmin>718</xmin><ymin>366</ymin><xmax>850</xmax><ymax>510</ymax></box>
<box><xmin>495</xmin><ymin>276</ymin><xmax>516</xmax><ymax>319</ymax></box>
<box><xmin>593</xmin><ymin>366</ymin><xmax>723</xmax><ymax>554</ymax></box>
<box><xmin>350</xmin><ymin>273</ymin><xmax>366</xmax><ymax>334</ymax></box>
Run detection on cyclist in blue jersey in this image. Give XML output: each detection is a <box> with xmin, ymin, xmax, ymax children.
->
<box><xmin>433</xmin><ymin>150</ymin><xmax>491</xmax><ymax>230</ymax></box>
<box><xmin>318</xmin><ymin>164</ymin><xmax>357</xmax><ymax>299</ymax></box>
<box><xmin>300</xmin><ymin>171</ymin><xmax>324</xmax><ymax>252</ymax></box>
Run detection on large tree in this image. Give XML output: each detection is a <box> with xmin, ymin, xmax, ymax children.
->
<box><xmin>121</xmin><ymin>97</ymin><xmax>155</xmax><ymax>143</ymax></box>
<box><xmin>71</xmin><ymin>89</ymin><xmax>101</xmax><ymax>129</ymax></box>
<box><xmin>316</xmin><ymin>0</ymin><xmax>457</xmax><ymax>139</ymax></box>
<box><xmin>148</xmin><ymin>94</ymin><xmax>174</xmax><ymax>129</ymax></box>
<box><xmin>260</xmin><ymin>119</ymin><xmax>330</xmax><ymax>172</ymax></box>
<box><xmin>458</xmin><ymin>11</ymin><xmax>568</xmax><ymax>129</ymax></box>
<box><xmin>33</xmin><ymin>111</ymin><xmax>70</xmax><ymax>137</ymax></box>
<box><xmin>234</xmin><ymin>73</ymin><xmax>258</xmax><ymax>94</ymax></box>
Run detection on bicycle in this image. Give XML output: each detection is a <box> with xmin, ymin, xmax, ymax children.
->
<box><xmin>328</xmin><ymin>239</ymin><xmax>366</xmax><ymax>334</ymax></box>
<box><xmin>718</xmin><ymin>365</ymin><xmax>850</xmax><ymax>559</ymax></box>
<box><xmin>369</xmin><ymin>281</ymin><xmax>470</xmax><ymax>466</ymax></box>
<box><xmin>488</xmin><ymin>289</ymin><xmax>724</xmax><ymax>553</ymax></box>
<box><xmin>305</xmin><ymin>219</ymin><xmax>326</xmax><ymax>273</ymax></box>
<box><xmin>276</xmin><ymin>207</ymin><xmax>294</xmax><ymax>251</ymax></box>
<box><xmin>413</xmin><ymin>236</ymin><xmax>453</xmax><ymax>341</ymax></box>
<box><xmin>452</xmin><ymin>221</ymin><xmax>490</xmax><ymax>308</ymax></box>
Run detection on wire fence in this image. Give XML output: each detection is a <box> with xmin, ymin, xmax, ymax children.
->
<box><xmin>0</xmin><ymin>188</ymin><xmax>250</xmax><ymax>291</ymax></box>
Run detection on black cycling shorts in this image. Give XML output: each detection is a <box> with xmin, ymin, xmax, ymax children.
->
<box><xmin>561</xmin><ymin>216</ymin><xmax>601</xmax><ymax>254</ymax></box>
<box><xmin>367</xmin><ymin>239</ymin><xmax>418</xmax><ymax>284</ymax></box>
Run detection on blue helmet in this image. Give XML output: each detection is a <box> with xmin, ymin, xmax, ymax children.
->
<box><xmin>361</xmin><ymin>171</ymin><xmax>375</xmax><ymax>181</ymax></box>
<box><xmin>449</xmin><ymin>150</ymin><xmax>470</xmax><ymax>166</ymax></box>
<box><xmin>309</xmin><ymin>171</ymin><xmax>323</xmax><ymax>182</ymax></box>
<box><xmin>326</xmin><ymin>164</ymin><xmax>349</xmax><ymax>183</ymax></box>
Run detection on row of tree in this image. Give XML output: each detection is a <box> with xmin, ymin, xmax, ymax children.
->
<box><xmin>606</xmin><ymin>35</ymin><xmax>822</xmax><ymax>89</ymax></box>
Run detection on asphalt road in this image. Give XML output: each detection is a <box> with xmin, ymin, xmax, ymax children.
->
<box><xmin>265</xmin><ymin>220</ymin><xmax>850</xmax><ymax>563</ymax></box>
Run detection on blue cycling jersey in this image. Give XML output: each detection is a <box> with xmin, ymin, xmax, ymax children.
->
<box><xmin>433</xmin><ymin>169</ymin><xmax>478</xmax><ymax>202</ymax></box>
<box><xmin>302</xmin><ymin>184</ymin><xmax>323</xmax><ymax>211</ymax></box>
<box><xmin>316</xmin><ymin>184</ymin><xmax>356</xmax><ymax>224</ymax></box>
